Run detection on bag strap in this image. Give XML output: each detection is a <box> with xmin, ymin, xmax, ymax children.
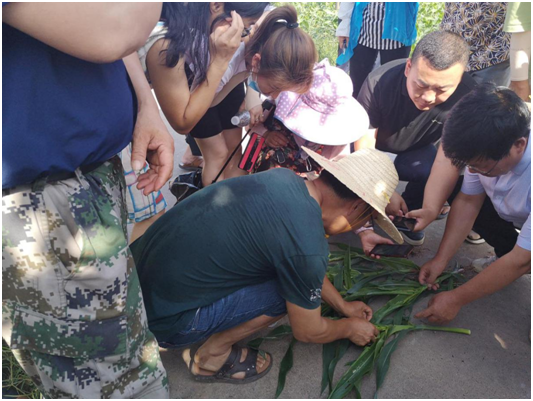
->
<box><xmin>211</xmin><ymin>128</ymin><xmax>252</xmax><ymax>184</ymax></box>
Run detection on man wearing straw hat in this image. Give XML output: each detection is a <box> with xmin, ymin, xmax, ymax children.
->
<box><xmin>131</xmin><ymin>148</ymin><xmax>403</xmax><ymax>384</ymax></box>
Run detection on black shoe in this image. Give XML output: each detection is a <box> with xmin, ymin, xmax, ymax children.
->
<box><xmin>396</xmin><ymin>225</ymin><xmax>425</xmax><ymax>245</ymax></box>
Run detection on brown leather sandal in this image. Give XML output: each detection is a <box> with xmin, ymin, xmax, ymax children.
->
<box><xmin>187</xmin><ymin>344</ymin><xmax>273</xmax><ymax>384</ymax></box>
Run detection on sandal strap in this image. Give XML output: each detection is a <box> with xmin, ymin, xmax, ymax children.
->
<box><xmin>188</xmin><ymin>344</ymin><xmax>201</xmax><ymax>374</ymax></box>
<box><xmin>214</xmin><ymin>344</ymin><xmax>241</xmax><ymax>378</ymax></box>
<box><xmin>223</xmin><ymin>347</ymin><xmax>260</xmax><ymax>379</ymax></box>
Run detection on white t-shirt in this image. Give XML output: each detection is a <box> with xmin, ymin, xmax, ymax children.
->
<box><xmin>460</xmin><ymin>136</ymin><xmax>531</xmax><ymax>251</ymax></box>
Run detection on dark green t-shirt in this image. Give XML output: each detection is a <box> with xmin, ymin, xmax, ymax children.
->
<box><xmin>131</xmin><ymin>168</ymin><xmax>329</xmax><ymax>341</ymax></box>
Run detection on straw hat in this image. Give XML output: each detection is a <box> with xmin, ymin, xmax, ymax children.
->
<box><xmin>274</xmin><ymin>59</ymin><xmax>369</xmax><ymax>146</ymax></box>
<box><xmin>302</xmin><ymin>146</ymin><xmax>403</xmax><ymax>243</ymax></box>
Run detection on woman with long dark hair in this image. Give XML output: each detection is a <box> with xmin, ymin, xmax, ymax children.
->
<box><xmin>140</xmin><ymin>3</ymin><xmax>317</xmax><ymax>186</ymax></box>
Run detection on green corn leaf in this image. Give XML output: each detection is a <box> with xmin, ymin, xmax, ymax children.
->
<box><xmin>374</xmin><ymin>330</ymin><xmax>410</xmax><ymax>398</ymax></box>
<box><xmin>328</xmin><ymin>345</ymin><xmax>376</xmax><ymax>399</ymax></box>
<box><xmin>322</xmin><ymin>341</ymin><xmax>338</xmax><ymax>395</ymax></box>
<box><xmin>393</xmin><ymin>304</ymin><xmax>414</xmax><ymax>326</ymax></box>
<box><xmin>371</xmin><ymin>289</ymin><xmax>426</xmax><ymax>325</ymax></box>
<box><xmin>328</xmin><ymin>330</ymin><xmax>389</xmax><ymax>399</ymax></box>
<box><xmin>321</xmin><ymin>339</ymin><xmax>351</xmax><ymax>395</ymax></box>
<box><xmin>333</xmin><ymin>268</ymin><xmax>344</xmax><ymax>292</ymax></box>
<box><xmin>347</xmin><ymin>272</ymin><xmax>394</xmax><ymax>294</ymax></box>
<box><xmin>447</xmin><ymin>276</ymin><xmax>455</xmax><ymax>291</ymax></box>
<box><xmin>328</xmin><ymin>340</ymin><xmax>351</xmax><ymax>393</ymax></box>
<box><xmin>275</xmin><ymin>338</ymin><xmax>297</xmax><ymax>398</ymax></box>
<box><xmin>343</xmin><ymin>246</ymin><xmax>353</xmax><ymax>290</ymax></box>
<box><xmin>412</xmin><ymin>325</ymin><xmax>471</xmax><ymax>335</ymax></box>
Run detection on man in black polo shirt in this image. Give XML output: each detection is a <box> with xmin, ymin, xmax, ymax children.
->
<box><xmin>356</xmin><ymin>30</ymin><xmax>476</xmax><ymax>245</ymax></box>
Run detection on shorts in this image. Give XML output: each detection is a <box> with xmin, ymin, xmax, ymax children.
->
<box><xmin>189</xmin><ymin>82</ymin><xmax>246</xmax><ymax>139</ymax></box>
<box><xmin>2</xmin><ymin>156</ymin><xmax>168</xmax><ymax>398</ymax></box>
<box><xmin>159</xmin><ymin>280</ymin><xmax>287</xmax><ymax>349</ymax></box>
<box><xmin>121</xmin><ymin>144</ymin><xmax>167</xmax><ymax>223</ymax></box>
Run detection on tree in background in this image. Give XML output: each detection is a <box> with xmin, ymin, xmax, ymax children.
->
<box><xmin>274</xmin><ymin>2</ymin><xmax>445</xmax><ymax>63</ymax></box>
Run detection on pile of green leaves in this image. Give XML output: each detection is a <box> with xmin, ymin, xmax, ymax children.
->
<box><xmin>249</xmin><ymin>243</ymin><xmax>470</xmax><ymax>399</ymax></box>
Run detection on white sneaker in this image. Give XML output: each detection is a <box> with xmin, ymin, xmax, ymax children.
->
<box><xmin>471</xmin><ymin>255</ymin><xmax>498</xmax><ymax>273</ymax></box>
<box><xmin>465</xmin><ymin>230</ymin><xmax>486</xmax><ymax>245</ymax></box>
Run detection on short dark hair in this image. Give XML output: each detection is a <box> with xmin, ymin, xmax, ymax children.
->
<box><xmin>319</xmin><ymin>169</ymin><xmax>360</xmax><ymax>201</ymax></box>
<box><xmin>442</xmin><ymin>83</ymin><xmax>531</xmax><ymax>168</ymax></box>
<box><xmin>411</xmin><ymin>30</ymin><xmax>470</xmax><ymax>70</ymax></box>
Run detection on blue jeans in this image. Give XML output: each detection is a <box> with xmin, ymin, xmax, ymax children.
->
<box><xmin>394</xmin><ymin>144</ymin><xmax>438</xmax><ymax>211</ymax></box>
<box><xmin>160</xmin><ymin>280</ymin><xmax>287</xmax><ymax>349</ymax></box>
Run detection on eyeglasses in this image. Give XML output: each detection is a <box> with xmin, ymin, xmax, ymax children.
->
<box><xmin>241</xmin><ymin>27</ymin><xmax>252</xmax><ymax>38</ymax></box>
<box><xmin>466</xmin><ymin>159</ymin><xmax>500</xmax><ymax>176</ymax></box>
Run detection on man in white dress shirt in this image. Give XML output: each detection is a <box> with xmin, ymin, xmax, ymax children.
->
<box><xmin>414</xmin><ymin>83</ymin><xmax>530</xmax><ymax>324</ymax></box>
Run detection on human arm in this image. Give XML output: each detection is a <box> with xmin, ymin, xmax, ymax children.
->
<box><xmin>354</xmin><ymin>77</ymin><xmax>380</xmax><ymax>151</ymax></box>
<box><xmin>2</xmin><ymin>3</ymin><xmax>162</xmax><ymax>63</ymax></box>
<box><xmin>406</xmin><ymin>146</ymin><xmax>461</xmax><ymax>231</ymax></box>
<box><xmin>123</xmin><ymin>53</ymin><xmax>174</xmax><ymax>194</ymax></box>
<box><xmin>353</xmin><ymin>129</ymin><xmax>377</xmax><ymax>151</ymax></box>
<box><xmin>415</xmin><ymin>244</ymin><xmax>531</xmax><ymax>324</ymax></box>
<box><xmin>418</xmin><ymin>190</ymin><xmax>486</xmax><ymax>290</ymax></box>
<box><xmin>385</xmin><ymin>191</ymin><xmax>408</xmax><ymax>217</ymax></box>
<box><xmin>287</xmin><ymin>301</ymin><xmax>378</xmax><ymax>345</ymax></box>
<box><xmin>146</xmin><ymin>12</ymin><xmax>244</xmax><ymax>134</ymax></box>
<box><xmin>508</xmin><ymin>31</ymin><xmax>531</xmax><ymax>102</ymax></box>
<box><xmin>358</xmin><ymin>230</ymin><xmax>394</xmax><ymax>258</ymax></box>
<box><xmin>321</xmin><ymin>275</ymin><xmax>372</xmax><ymax>320</ymax></box>
<box><xmin>248</xmin><ymin>105</ymin><xmax>265</xmax><ymax>126</ymax></box>
<box><xmin>263</xmin><ymin>131</ymin><xmax>289</xmax><ymax>148</ymax></box>
<box><xmin>277</xmin><ymin>255</ymin><xmax>377</xmax><ymax>345</ymax></box>
<box><xmin>336</xmin><ymin>2</ymin><xmax>355</xmax><ymax>40</ymax></box>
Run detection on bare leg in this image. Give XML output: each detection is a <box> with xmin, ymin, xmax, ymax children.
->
<box><xmin>195</xmin><ymin>134</ymin><xmax>229</xmax><ymax>186</ymax></box>
<box><xmin>222</xmin><ymin>127</ymin><xmax>247</xmax><ymax>179</ymax></box>
<box><xmin>180</xmin><ymin>145</ymin><xmax>204</xmax><ymax>169</ymax></box>
<box><xmin>130</xmin><ymin>209</ymin><xmax>165</xmax><ymax>243</ymax></box>
<box><xmin>183</xmin><ymin>314</ymin><xmax>285</xmax><ymax>379</ymax></box>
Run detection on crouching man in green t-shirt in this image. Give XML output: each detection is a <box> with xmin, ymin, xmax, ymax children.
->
<box><xmin>130</xmin><ymin>147</ymin><xmax>404</xmax><ymax>384</ymax></box>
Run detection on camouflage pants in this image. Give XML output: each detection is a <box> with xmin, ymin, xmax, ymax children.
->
<box><xmin>2</xmin><ymin>157</ymin><xmax>168</xmax><ymax>399</ymax></box>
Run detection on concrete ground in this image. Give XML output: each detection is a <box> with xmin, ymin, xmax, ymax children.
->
<box><xmin>133</xmin><ymin>116</ymin><xmax>531</xmax><ymax>399</ymax></box>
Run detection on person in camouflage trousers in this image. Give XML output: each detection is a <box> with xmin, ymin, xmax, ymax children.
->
<box><xmin>2</xmin><ymin>158</ymin><xmax>168</xmax><ymax>398</ymax></box>
<box><xmin>2</xmin><ymin>3</ymin><xmax>174</xmax><ymax>398</ymax></box>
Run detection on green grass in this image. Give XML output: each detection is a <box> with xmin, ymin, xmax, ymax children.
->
<box><xmin>276</xmin><ymin>2</ymin><xmax>445</xmax><ymax>63</ymax></box>
<box><xmin>2</xmin><ymin>341</ymin><xmax>42</xmax><ymax>399</ymax></box>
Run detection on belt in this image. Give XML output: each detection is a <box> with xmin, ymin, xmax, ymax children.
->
<box><xmin>2</xmin><ymin>161</ymin><xmax>105</xmax><ymax>196</ymax></box>
<box><xmin>43</xmin><ymin>161</ymin><xmax>105</xmax><ymax>183</ymax></box>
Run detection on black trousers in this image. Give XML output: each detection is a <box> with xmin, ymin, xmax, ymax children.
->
<box><xmin>349</xmin><ymin>44</ymin><xmax>411</xmax><ymax>98</ymax></box>
<box><xmin>394</xmin><ymin>144</ymin><xmax>438</xmax><ymax>211</ymax></box>
<box><xmin>449</xmin><ymin>177</ymin><xmax>518</xmax><ymax>258</ymax></box>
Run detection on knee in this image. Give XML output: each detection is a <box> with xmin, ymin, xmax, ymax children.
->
<box><xmin>205</xmin><ymin>148</ymin><xmax>229</xmax><ymax>165</ymax></box>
